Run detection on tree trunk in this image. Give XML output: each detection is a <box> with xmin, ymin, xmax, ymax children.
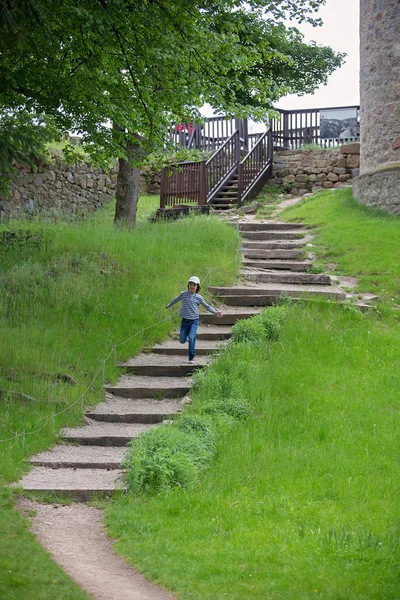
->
<box><xmin>114</xmin><ymin>138</ymin><xmax>142</xmax><ymax>226</ymax></box>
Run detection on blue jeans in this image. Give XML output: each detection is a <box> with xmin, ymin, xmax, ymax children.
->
<box><xmin>179</xmin><ymin>318</ymin><xmax>199</xmax><ymax>361</ymax></box>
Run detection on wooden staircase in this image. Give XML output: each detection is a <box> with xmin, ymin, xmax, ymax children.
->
<box><xmin>159</xmin><ymin>128</ymin><xmax>273</xmax><ymax>213</ymax></box>
<box><xmin>210</xmin><ymin>173</ymin><xmax>239</xmax><ymax>210</ymax></box>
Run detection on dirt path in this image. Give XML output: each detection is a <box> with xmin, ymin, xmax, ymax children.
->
<box><xmin>18</xmin><ymin>498</ymin><xmax>175</xmax><ymax>600</ymax></box>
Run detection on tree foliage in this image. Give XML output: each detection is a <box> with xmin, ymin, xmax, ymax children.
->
<box><xmin>0</xmin><ymin>0</ymin><xmax>345</xmax><ymax>217</ymax></box>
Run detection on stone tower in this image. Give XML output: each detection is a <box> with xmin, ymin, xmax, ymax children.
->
<box><xmin>353</xmin><ymin>0</ymin><xmax>400</xmax><ymax>212</ymax></box>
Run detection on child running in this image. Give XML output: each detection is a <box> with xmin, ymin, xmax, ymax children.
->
<box><xmin>165</xmin><ymin>276</ymin><xmax>223</xmax><ymax>364</ymax></box>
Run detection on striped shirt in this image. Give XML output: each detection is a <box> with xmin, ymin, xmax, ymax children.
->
<box><xmin>166</xmin><ymin>291</ymin><xmax>217</xmax><ymax>319</ymax></box>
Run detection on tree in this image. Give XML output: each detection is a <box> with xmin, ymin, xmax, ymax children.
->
<box><xmin>0</xmin><ymin>0</ymin><xmax>345</xmax><ymax>224</ymax></box>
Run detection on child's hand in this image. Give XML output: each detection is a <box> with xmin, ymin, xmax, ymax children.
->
<box><xmin>216</xmin><ymin>311</ymin><xmax>223</xmax><ymax>318</ymax></box>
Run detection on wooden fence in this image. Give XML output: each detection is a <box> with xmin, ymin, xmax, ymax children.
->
<box><xmin>271</xmin><ymin>105</ymin><xmax>360</xmax><ymax>149</ymax></box>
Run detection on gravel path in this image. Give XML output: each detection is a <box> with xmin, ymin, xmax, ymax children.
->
<box><xmin>18</xmin><ymin>499</ymin><xmax>175</xmax><ymax>600</ymax></box>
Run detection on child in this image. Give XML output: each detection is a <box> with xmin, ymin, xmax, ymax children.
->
<box><xmin>165</xmin><ymin>276</ymin><xmax>223</xmax><ymax>364</ymax></box>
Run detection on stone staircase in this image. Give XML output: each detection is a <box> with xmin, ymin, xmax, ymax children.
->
<box><xmin>16</xmin><ymin>219</ymin><xmax>364</xmax><ymax>500</ymax></box>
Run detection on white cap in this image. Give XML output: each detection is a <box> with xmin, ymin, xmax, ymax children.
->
<box><xmin>188</xmin><ymin>276</ymin><xmax>200</xmax><ymax>285</ymax></box>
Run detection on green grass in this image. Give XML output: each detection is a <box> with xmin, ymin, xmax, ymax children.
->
<box><xmin>255</xmin><ymin>185</ymin><xmax>292</xmax><ymax>218</ymax></box>
<box><xmin>106</xmin><ymin>301</ymin><xmax>400</xmax><ymax>599</ymax></box>
<box><xmin>0</xmin><ymin>196</ymin><xmax>240</xmax><ymax>600</ymax></box>
<box><xmin>281</xmin><ymin>187</ymin><xmax>400</xmax><ymax>306</ymax></box>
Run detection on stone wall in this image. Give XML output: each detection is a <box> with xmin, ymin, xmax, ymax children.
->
<box><xmin>1</xmin><ymin>159</ymin><xmax>118</xmax><ymax>221</ymax></box>
<box><xmin>353</xmin><ymin>0</ymin><xmax>400</xmax><ymax>213</ymax></box>
<box><xmin>269</xmin><ymin>143</ymin><xmax>360</xmax><ymax>195</ymax></box>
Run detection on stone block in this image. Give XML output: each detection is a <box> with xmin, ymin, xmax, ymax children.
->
<box><xmin>286</xmin><ymin>174</ymin><xmax>296</xmax><ymax>183</ymax></box>
<box><xmin>340</xmin><ymin>142</ymin><xmax>360</xmax><ymax>155</ymax></box>
<box><xmin>347</xmin><ymin>155</ymin><xmax>360</xmax><ymax>168</ymax></box>
<box><xmin>316</xmin><ymin>160</ymin><xmax>327</xmax><ymax>168</ymax></box>
<box><xmin>309</xmin><ymin>174</ymin><xmax>317</xmax><ymax>182</ymax></box>
<box><xmin>339</xmin><ymin>174</ymin><xmax>351</xmax><ymax>182</ymax></box>
<box><xmin>336</xmin><ymin>158</ymin><xmax>347</xmax><ymax>168</ymax></box>
<box><xmin>317</xmin><ymin>173</ymin><xmax>327</xmax><ymax>182</ymax></box>
<box><xmin>322</xmin><ymin>181</ymin><xmax>334</xmax><ymax>188</ymax></box>
<box><xmin>327</xmin><ymin>172</ymin><xmax>339</xmax><ymax>182</ymax></box>
<box><xmin>311</xmin><ymin>186</ymin><xmax>323</xmax><ymax>193</ymax></box>
<box><xmin>333</xmin><ymin>167</ymin><xmax>347</xmax><ymax>175</ymax></box>
<box><xmin>296</xmin><ymin>174</ymin><xmax>308</xmax><ymax>183</ymax></box>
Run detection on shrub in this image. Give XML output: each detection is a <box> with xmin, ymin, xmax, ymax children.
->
<box><xmin>124</xmin><ymin>421</ymin><xmax>214</xmax><ymax>494</ymax></box>
<box><xmin>231</xmin><ymin>305</ymin><xmax>288</xmax><ymax>344</ymax></box>
<box><xmin>199</xmin><ymin>397</ymin><xmax>251</xmax><ymax>421</ymax></box>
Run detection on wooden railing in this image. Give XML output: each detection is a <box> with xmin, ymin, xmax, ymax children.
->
<box><xmin>169</xmin><ymin>117</ymin><xmax>249</xmax><ymax>152</ymax></box>
<box><xmin>238</xmin><ymin>128</ymin><xmax>273</xmax><ymax>206</ymax></box>
<box><xmin>271</xmin><ymin>105</ymin><xmax>360</xmax><ymax>149</ymax></box>
<box><xmin>205</xmin><ymin>130</ymin><xmax>241</xmax><ymax>198</ymax></box>
<box><xmin>160</xmin><ymin>161</ymin><xmax>206</xmax><ymax>208</ymax></box>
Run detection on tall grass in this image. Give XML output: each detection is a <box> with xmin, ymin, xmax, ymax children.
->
<box><xmin>0</xmin><ymin>197</ymin><xmax>239</xmax><ymax>483</ymax></box>
<box><xmin>0</xmin><ymin>196</ymin><xmax>240</xmax><ymax>600</ymax></box>
<box><xmin>106</xmin><ymin>301</ymin><xmax>400</xmax><ymax>599</ymax></box>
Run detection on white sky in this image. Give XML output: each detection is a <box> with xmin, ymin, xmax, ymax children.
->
<box><xmin>202</xmin><ymin>0</ymin><xmax>359</xmax><ymax>117</ymax></box>
<box><xmin>277</xmin><ymin>0</ymin><xmax>360</xmax><ymax>110</ymax></box>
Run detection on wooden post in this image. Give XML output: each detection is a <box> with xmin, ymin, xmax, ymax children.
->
<box><xmin>199</xmin><ymin>161</ymin><xmax>206</xmax><ymax>206</ymax></box>
<box><xmin>237</xmin><ymin>161</ymin><xmax>243</xmax><ymax>208</ymax></box>
<box><xmin>283</xmin><ymin>111</ymin><xmax>289</xmax><ymax>148</ymax></box>
<box><xmin>160</xmin><ymin>168</ymin><xmax>166</xmax><ymax>209</ymax></box>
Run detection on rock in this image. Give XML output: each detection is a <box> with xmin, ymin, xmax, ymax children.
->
<box><xmin>340</xmin><ymin>142</ymin><xmax>360</xmax><ymax>155</ymax></box>
<box><xmin>240</xmin><ymin>200</ymin><xmax>259</xmax><ymax>214</ymax></box>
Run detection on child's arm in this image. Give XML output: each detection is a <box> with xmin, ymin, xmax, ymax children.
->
<box><xmin>198</xmin><ymin>296</ymin><xmax>223</xmax><ymax>318</ymax></box>
<box><xmin>165</xmin><ymin>292</ymin><xmax>183</xmax><ymax>309</ymax></box>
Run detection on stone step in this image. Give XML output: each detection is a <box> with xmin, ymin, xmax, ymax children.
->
<box><xmin>61</xmin><ymin>420</ymin><xmax>154</xmax><ymax>446</ymax></box>
<box><xmin>119</xmin><ymin>354</ymin><xmax>208</xmax><ymax>376</ymax></box>
<box><xmin>31</xmin><ymin>445</ymin><xmax>127</xmax><ymax>469</ymax></box>
<box><xmin>195</xmin><ymin>325</ymin><xmax>232</xmax><ymax>340</ymax></box>
<box><xmin>238</xmin><ymin>222</ymin><xmax>306</xmax><ymax>231</ymax></box>
<box><xmin>105</xmin><ymin>375</ymin><xmax>192</xmax><ymax>399</ymax></box>
<box><xmin>200</xmin><ymin>307</ymin><xmax>261</xmax><ymax>325</ymax></box>
<box><xmin>243</xmin><ymin>270</ymin><xmax>332</xmax><ymax>286</ymax></box>
<box><xmin>242</xmin><ymin>259</ymin><xmax>312</xmax><ymax>272</ymax></box>
<box><xmin>243</xmin><ymin>249</ymin><xmax>305</xmax><ymax>259</ymax></box>
<box><xmin>15</xmin><ymin>467</ymin><xmax>126</xmax><ymax>501</ymax></box>
<box><xmin>209</xmin><ymin>284</ymin><xmax>345</xmax><ymax>305</ymax></box>
<box><xmin>242</xmin><ymin>240</ymin><xmax>308</xmax><ymax>249</ymax></box>
<box><xmin>150</xmin><ymin>339</ymin><xmax>225</xmax><ymax>355</ymax></box>
<box><xmin>240</xmin><ymin>231</ymin><xmax>306</xmax><ymax>241</ymax></box>
<box><xmin>87</xmin><ymin>397</ymin><xmax>183</xmax><ymax>424</ymax></box>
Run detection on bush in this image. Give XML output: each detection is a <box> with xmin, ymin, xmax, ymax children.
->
<box><xmin>199</xmin><ymin>397</ymin><xmax>251</xmax><ymax>421</ymax></box>
<box><xmin>231</xmin><ymin>305</ymin><xmax>288</xmax><ymax>344</ymax></box>
<box><xmin>124</xmin><ymin>420</ymin><xmax>214</xmax><ymax>494</ymax></box>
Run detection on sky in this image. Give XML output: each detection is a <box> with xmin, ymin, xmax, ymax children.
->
<box><xmin>277</xmin><ymin>0</ymin><xmax>360</xmax><ymax>110</ymax></box>
<box><xmin>202</xmin><ymin>0</ymin><xmax>360</xmax><ymax>118</ymax></box>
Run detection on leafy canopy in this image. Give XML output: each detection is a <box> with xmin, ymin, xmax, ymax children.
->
<box><xmin>0</xmin><ymin>0</ymin><xmax>344</xmax><ymax>167</ymax></box>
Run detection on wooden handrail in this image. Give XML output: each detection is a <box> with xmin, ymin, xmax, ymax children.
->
<box><xmin>238</xmin><ymin>128</ymin><xmax>273</xmax><ymax>206</ymax></box>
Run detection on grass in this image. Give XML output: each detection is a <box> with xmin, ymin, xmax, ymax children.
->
<box><xmin>280</xmin><ymin>187</ymin><xmax>400</xmax><ymax>306</ymax></box>
<box><xmin>102</xmin><ymin>189</ymin><xmax>400</xmax><ymax>599</ymax></box>
<box><xmin>0</xmin><ymin>195</ymin><xmax>240</xmax><ymax>600</ymax></box>
<box><xmin>255</xmin><ymin>185</ymin><xmax>292</xmax><ymax>218</ymax></box>
<box><xmin>105</xmin><ymin>300</ymin><xmax>400</xmax><ymax>599</ymax></box>
<box><xmin>2</xmin><ymin>186</ymin><xmax>400</xmax><ymax>599</ymax></box>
